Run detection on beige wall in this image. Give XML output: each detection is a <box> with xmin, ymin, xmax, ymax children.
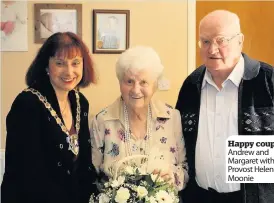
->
<box><xmin>1</xmin><ymin>1</ymin><xmax>189</xmax><ymax>148</ymax></box>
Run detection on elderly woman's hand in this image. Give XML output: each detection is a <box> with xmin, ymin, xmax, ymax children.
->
<box><xmin>152</xmin><ymin>169</ymin><xmax>174</xmax><ymax>185</ymax></box>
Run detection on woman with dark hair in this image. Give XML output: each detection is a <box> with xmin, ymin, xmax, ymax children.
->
<box><xmin>1</xmin><ymin>32</ymin><xmax>98</xmax><ymax>203</ymax></box>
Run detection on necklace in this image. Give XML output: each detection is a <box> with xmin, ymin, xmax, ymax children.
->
<box><xmin>123</xmin><ymin>102</ymin><xmax>152</xmax><ymax>156</ymax></box>
<box><xmin>24</xmin><ymin>88</ymin><xmax>80</xmax><ymax>156</ymax></box>
<box><xmin>60</xmin><ymin>99</ymin><xmax>69</xmax><ymax>115</ymax></box>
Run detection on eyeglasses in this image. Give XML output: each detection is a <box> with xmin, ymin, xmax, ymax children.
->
<box><xmin>198</xmin><ymin>33</ymin><xmax>241</xmax><ymax>49</ymax></box>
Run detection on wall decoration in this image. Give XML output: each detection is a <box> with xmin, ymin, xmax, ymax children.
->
<box><xmin>93</xmin><ymin>9</ymin><xmax>130</xmax><ymax>54</ymax></box>
<box><xmin>34</xmin><ymin>4</ymin><xmax>82</xmax><ymax>43</ymax></box>
<box><xmin>1</xmin><ymin>1</ymin><xmax>28</xmax><ymax>51</ymax></box>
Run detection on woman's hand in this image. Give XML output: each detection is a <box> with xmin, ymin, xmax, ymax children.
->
<box><xmin>152</xmin><ymin>169</ymin><xmax>174</xmax><ymax>185</ymax></box>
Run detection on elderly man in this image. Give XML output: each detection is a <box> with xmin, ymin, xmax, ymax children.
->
<box><xmin>176</xmin><ymin>10</ymin><xmax>274</xmax><ymax>203</ymax></box>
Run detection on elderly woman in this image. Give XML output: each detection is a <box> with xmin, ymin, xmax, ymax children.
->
<box><xmin>90</xmin><ymin>46</ymin><xmax>188</xmax><ymax>191</ymax></box>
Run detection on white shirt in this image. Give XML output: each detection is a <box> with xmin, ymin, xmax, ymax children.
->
<box><xmin>195</xmin><ymin>56</ymin><xmax>244</xmax><ymax>192</ymax></box>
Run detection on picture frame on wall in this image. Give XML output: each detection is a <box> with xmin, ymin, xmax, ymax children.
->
<box><xmin>1</xmin><ymin>1</ymin><xmax>28</xmax><ymax>51</ymax></box>
<box><xmin>34</xmin><ymin>4</ymin><xmax>82</xmax><ymax>43</ymax></box>
<box><xmin>93</xmin><ymin>9</ymin><xmax>130</xmax><ymax>54</ymax></box>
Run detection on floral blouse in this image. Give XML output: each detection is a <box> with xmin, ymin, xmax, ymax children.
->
<box><xmin>90</xmin><ymin>97</ymin><xmax>189</xmax><ymax>191</ymax></box>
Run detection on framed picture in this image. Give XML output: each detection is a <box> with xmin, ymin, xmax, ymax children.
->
<box><xmin>34</xmin><ymin>4</ymin><xmax>82</xmax><ymax>43</ymax></box>
<box><xmin>1</xmin><ymin>1</ymin><xmax>28</xmax><ymax>51</ymax></box>
<box><xmin>93</xmin><ymin>9</ymin><xmax>130</xmax><ymax>54</ymax></box>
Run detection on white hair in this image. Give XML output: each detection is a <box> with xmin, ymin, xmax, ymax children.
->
<box><xmin>115</xmin><ymin>46</ymin><xmax>164</xmax><ymax>81</ymax></box>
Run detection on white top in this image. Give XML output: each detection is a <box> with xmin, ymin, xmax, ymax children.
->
<box><xmin>195</xmin><ymin>56</ymin><xmax>244</xmax><ymax>192</ymax></box>
<box><xmin>90</xmin><ymin>97</ymin><xmax>189</xmax><ymax>191</ymax></box>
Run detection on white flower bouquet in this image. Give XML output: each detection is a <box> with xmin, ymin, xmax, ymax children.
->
<box><xmin>90</xmin><ymin>155</ymin><xmax>180</xmax><ymax>203</ymax></box>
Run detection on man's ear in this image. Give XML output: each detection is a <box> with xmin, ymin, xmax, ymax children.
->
<box><xmin>239</xmin><ymin>34</ymin><xmax>244</xmax><ymax>45</ymax></box>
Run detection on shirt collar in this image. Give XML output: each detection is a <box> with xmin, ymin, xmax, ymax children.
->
<box><xmin>226</xmin><ymin>55</ymin><xmax>245</xmax><ymax>87</ymax></box>
<box><xmin>202</xmin><ymin>55</ymin><xmax>245</xmax><ymax>89</ymax></box>
<box><xmin>202</xmin><ymin>69</ymin><xmax>213</xmax><ymax>89</ymax></box>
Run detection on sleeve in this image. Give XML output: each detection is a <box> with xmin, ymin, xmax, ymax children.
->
<box><xmin>171</xmin><ymin>110</ymin><xmax>189</xmax><ymax>191</ymax></box>
<box><xmin>77</xmin><ymin>94</ymin><xmax>99</xmax><ymax>202</ymax></box>
<box><xmin>2</xmin><ymin>92</ymin><xmax>67</xmax><ymax>202</ymax></box>
<box><xmin>271</xmin><ymin>67</ymin><xmax>274</xmax><ymax>99</ymax></box>
<box><xmin>175</xmin><ymin>79</ymin><xmax>187</xmax><ymax>113</ymax></box>
<box><xmin>89</xmin><ymin>114</ymin><xmax>105</xmax><ymax>174</ymax></box>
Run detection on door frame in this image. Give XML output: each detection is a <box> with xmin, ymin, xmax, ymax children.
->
<box><xmin>187</xmin><ymin>0</ymin><xmax>196</xmax><ymax>75</ymax></box>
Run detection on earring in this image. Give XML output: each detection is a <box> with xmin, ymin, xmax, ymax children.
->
<box><xmin>47</xmin><ymin>72</ymin><xmax>49</xmax><ymax>75</ymax></box>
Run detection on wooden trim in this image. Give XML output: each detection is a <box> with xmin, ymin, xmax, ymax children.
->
<box><xmin>34</xmin><ymin>4</ymin><xmax>82</xmax><ymax>43</ymax></box>
<box><xmin>187</xmin><ymin>0</ymin><xmax>196</xmax><ymax>75</ymax></box>
<box><xmin>92</xmin><ymin>9</ymin><xmax>130</xmax><ymax>54</ymax></box>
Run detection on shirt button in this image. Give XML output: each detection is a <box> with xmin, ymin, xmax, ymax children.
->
<box><xmin>57</xmin><ymin>162</ymin><xmax>62</xmax><ymax>167</ymax></box>
<box><xmin>59</xmin><ymin>144</ymin><xmax>63</xmax><ymax>149</ymax></box>
<box><xmin>216</xmin><ymin>175</ymin><xmax>220</xmax><ymax>179</ymax></box>
<box><xmin>67</xmin><ymin>170</ymin><xmax>71</xmax><ymax>175</ymax></box>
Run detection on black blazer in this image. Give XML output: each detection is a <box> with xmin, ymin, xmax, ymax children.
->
<box><xmin>1</xmin><ymin>81</ymin><xmax>98</xmax><ymax>203</ymax></box>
